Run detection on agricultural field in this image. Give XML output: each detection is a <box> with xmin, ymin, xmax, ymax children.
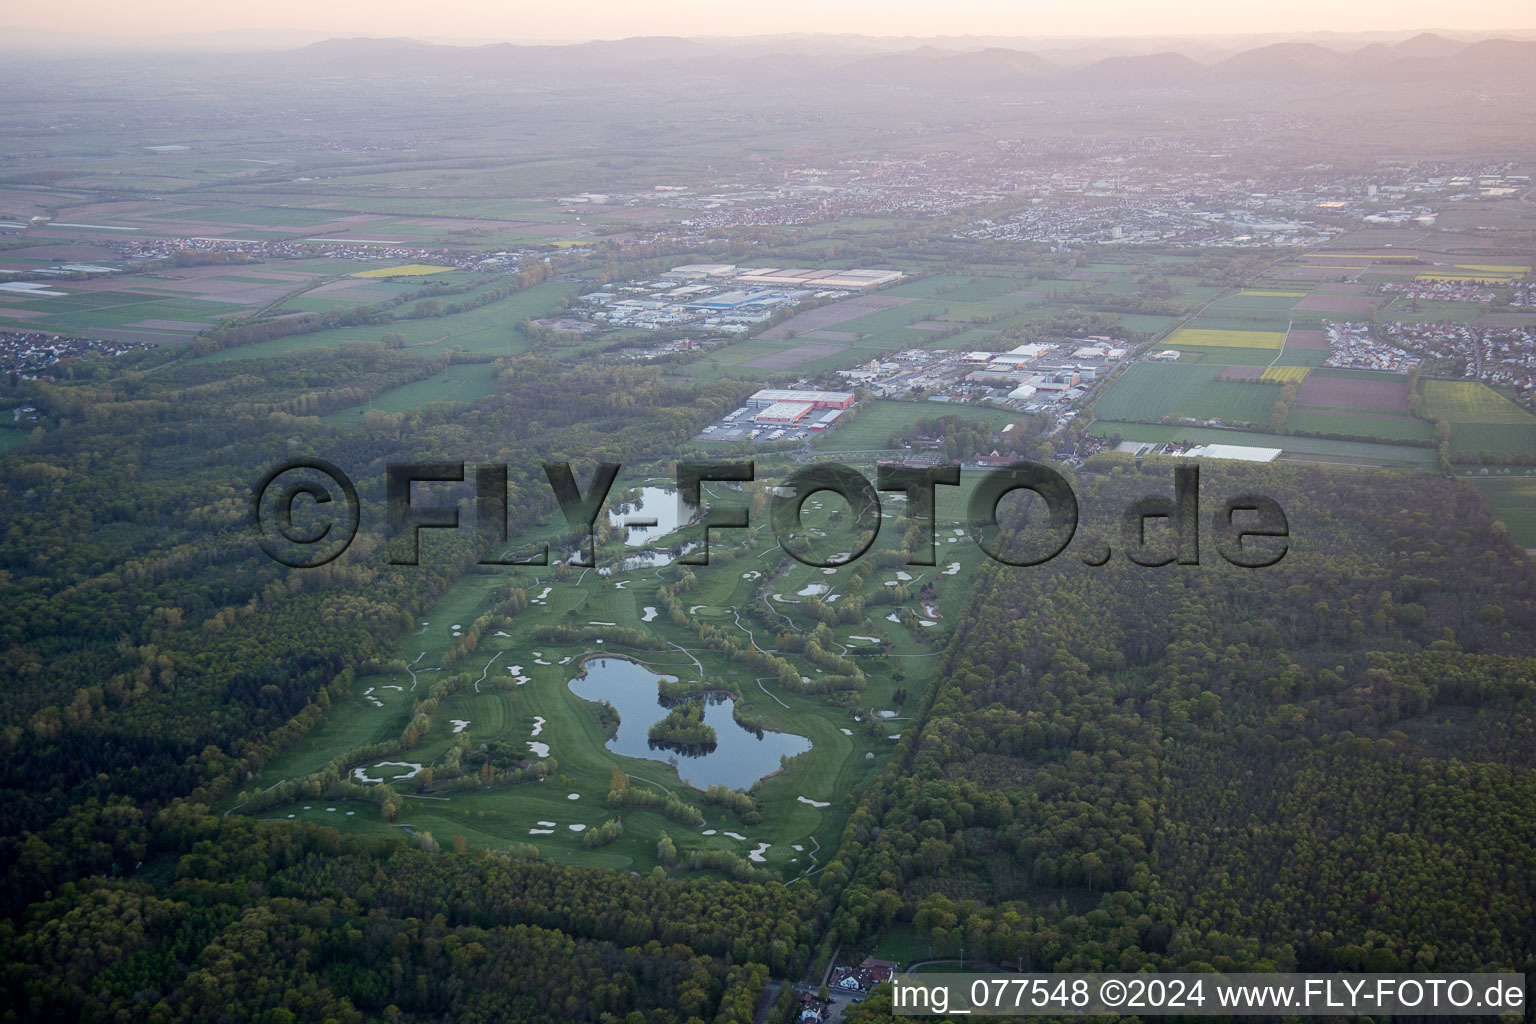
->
<box><xmin>816</xmin><ymin>399</ymin><xmax>1020</xmax><ymax>452</ymax></box>
<box><xmin>1464</xmin><ymin>474</ymin><xmax>1536</xmax><ymax>550</ymax></box>
<box><xmin>1283</xmin><ymin>412</ymin><xmax>1436</xmax><ymax>442</ymax></box>
<box><xmin>0</xmin><ymin>280</ymin><xmax>249</xmax><ymax>343</ymax></box>
<box><xmin>1156</xmin><ymin>326</ymin><xmax>1288</xmax><ymax>366</ymax></box>
<box><xmin>1422</xmin><ymin>379</ymin><xmax>1536</xmax><ymax>458</ymax></box>
<box><xmin>21</xmin><ymin>196</ymin><xmax>589</xmax><ymax>248</ymax></box>
<box><xmin>194</xmin><ymin>280</ymin><xmax>581</xmax><ymax>362</ymax></box>
<box><xmin>320</xmin><ymin>361</ymin><xmax>502</xmax><ymax>425</ymax></box>
<box><xmin>1415</xmin><ymin>264</ymin><xmax>1529</xmax><ymax>284</ymax></box>
<box><xmin>1093</xmin><ymin>362</ymin><xmax>1280</xmax><ymax>426</ymax></box>
<box><xmin>1177</xmin><ymin>318</ymin><xmax>1290</xmax><ymax>338</ymax></box>
<box><xmin>1087</xmin><ymin>421</ymin><xmax>1440</xmax><ymax>470</ymax></box>
<box><xmin>1112</xmin><ymin>313</ymin><xmax>1179</xmax><ymax>336</ymax></box>
<box><xmin>1422</xmin><ymin>380</ymin><xmax>1536</xmax><ymax>425</ymax></box>
<box><xmin>1271</xmin><ymin>345</ymin><xmax>1331</xmax><ymax>368</ymax></box>
<box><xmin>1283</xmin><ymin>368</ymin><xmax>1431</xmax><ymax>443</ymax></box>
<box><xmin>351</xmin><ymin>263</ymin><xmax>455</xmax><ymax>278</ymax></box>
<box><xmin>1200</xmin><ymin>292</ymin><xmax>1304</xmax><ymax>317</ymax></box>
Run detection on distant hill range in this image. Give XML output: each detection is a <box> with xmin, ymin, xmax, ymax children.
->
<box><xmin>277</xmin><ymin>31</ymin><xmax>1536</xmax><ymax>89</ymax></box>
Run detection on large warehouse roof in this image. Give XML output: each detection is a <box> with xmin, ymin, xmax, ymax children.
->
<box><xmin>1184</xmin><ymin>444</ymin><xmax>1282</xmax><ymax>463</ymax></box>
<box><xmin>734</xmin><ymin>268</ymin><xmax>903</xmax><ymax>290</ymax></box>
<box><xmin>749</xmin><ymin>388</ymin><xmax>855</xmax><ymax>405</ymax></box>
<box><xmin>755</xmin><ymin>402</ymin><xmax>816</xmax><ymax>422</ymax></box>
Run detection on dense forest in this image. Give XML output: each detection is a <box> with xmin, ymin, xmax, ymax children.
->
<box><xmin>834</xmin><ymin>462</ymin><xmax>1536</xmax><ymax>1022</ymax></box>
<box><xmin>4</xmin><ymin>325</ymin><xmax>1536</xmax><ymax>1022</ymax></box>
<box><xmin>0</xmin><ymin>342</ymin><xmax>803</xmax><ymax>1022</ymax></box>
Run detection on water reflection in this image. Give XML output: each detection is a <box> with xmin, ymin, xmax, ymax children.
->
<box><xmin>567</xmin><ymin>657</ymin><xmax>811</xmax><ymax>790</ymax></box>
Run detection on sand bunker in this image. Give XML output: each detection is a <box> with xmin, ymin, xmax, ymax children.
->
<box><xmin>351</xmin><ymin>761</ymin><xmax>423</xmax><ymax>783</ymax></box>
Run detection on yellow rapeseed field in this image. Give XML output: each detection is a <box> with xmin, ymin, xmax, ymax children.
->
<box><xmin>351</xmin><ymin>264</ymin><xmax>454</xmax><ymax>278</ymax></box>
<box><xmin>1160</xmin><ymin>328</ymin><xmax>1287</xmax><ymax>350</ymax></box>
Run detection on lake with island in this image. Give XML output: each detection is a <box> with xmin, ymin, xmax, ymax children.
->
<box><xmin>567</xmin><ymin>657</ymin><xmax>811</xmax><ymax>790</ymax></box>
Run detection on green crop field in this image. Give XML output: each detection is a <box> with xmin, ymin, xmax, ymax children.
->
<box><xmin>18</xmin><ymin>291</ymin><xmax>248</xmax><ymax>334</ymax></box>
<box><xmin>830</xmin><ymin>301</ymin><xmax>952</xmax><ymax>335</ymax></box>
<box><xmin>1464</xmin><ymin>475</ymin><xmax>1536</xmax><ymax>549</ymax></box>
<box><xmin>880</xmin><ymin>275</ymin><xmax>1022</xmax><ymax>303</ymax></box>
<box><xmin>1202</xmin><ymin>293</ymin><xmax>1304</xmax><ymax>316</ymax></box>
<box><xmin>1272</xmin><ymin>346</ymin><xmax>1330</xmax><ymax>367</ymax></box>
<box><xmin>1160</xmin><ymin>345</ymin><xmax>1283</xmax><ymax>366</ymax></box>
<box><xmin>1094</xmin><ymin>363</ymin><xmax>1279</xmax><ymax>425</ymax></box>
<box><xmin>936</xmin><ymin>328</ymin><xmax>1007</xmax><ymax>348</ymax></box>
<box><xmin>1421</xmin><ymin>380</ymin><xmax>1536</xmax><ymax>458</ymax></box>
<box><xmin>321</xmin><ymin>361</ymin><xmax>501</xmax><ymax>424</ymax></box>
<box><xmin>1112</xmin><ymin>313</ymin><xmax>1178</xmax><ymax>336</ymax></box>
<box><xmin>1423</xmin><ymin>380</ymin><xmax>1536</xmax><ymax>424</ymax></box>
<box><xmin>1285</xmin><ymin>411</ymin><xmax>1437</xmax><ymax>442</ymax></box>
<box><xmin>1088</xmin><ymin>421</ymin><xmax>1439</xmax><ymax>469</ymax></box>
<box><xmin>1382</xmin><ymin>300</ymin><xmax>1495</xmax><ymax>323</ymax></box>
<box><xmin>195</xmin><ymin>280</ymin><xmax>580</xmax><ymax>362</ymax></box>
<box><xmin>1445</xmin><ymin>422</ymin><xmax>1536</xmax><ymax>459</ymax></box>
<box><xmin>153</xmin><ymin>204</ymin><xmax>342</xmax><ymax>227</ymax></box>
<box><xmin>688</xmin><ymin>326</ymin><xmax>943</xmax><ymax>380</ymax></box>
<box><xmin>817</xmin><ymin>399</ymin><xmax>1018</xmax><ymax>451</ymax></box>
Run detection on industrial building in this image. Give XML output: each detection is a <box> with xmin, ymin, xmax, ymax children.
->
<box><xmin>685</xmin><ymin>289</ymin><xmax>789</xmax><ymax>310</ymax></box>
<box><xmin>754</xmin><ymin>401</ymin><xmax>817</xmax><ymax>424</ymax></box>
<box><xmin>809</xmin><ymin>409</ymin><xmax>846</xmax><ymax>431</ymax></box>
<box><xmin>1006</xmin><ymin>343</ymin><xmax>1051</xmax><ymax>360</ymax></box>
<box><xmin>732</xmin><ymin>268</ymin><xmax>903</xmax><ymax>291</ymax></box>
<box><xmin>746</xmin><ymin>388</ymin><xmax>855</xmax><ymax>410</ymax></box>
<box><xmin>1184</xmin><ymin>444</ymin><xmax>1281</xmax><ymax>462</ymax></box>
<box><xmin>663</xmin><ymin>264</ymin><xmax>738</xmax><ymax>279</ymax></box>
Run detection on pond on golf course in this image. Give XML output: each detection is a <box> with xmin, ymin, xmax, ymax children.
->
<box><xmin>567</xmin><ymin>657</ymin><xmax>811</xmax><ymax>790</ymax></box>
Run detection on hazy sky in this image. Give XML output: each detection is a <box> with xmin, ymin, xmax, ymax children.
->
<box><xmin>11</xmin><ymin>0</ymin><xmax>1536</xmax><ymax>43</ymax></box>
